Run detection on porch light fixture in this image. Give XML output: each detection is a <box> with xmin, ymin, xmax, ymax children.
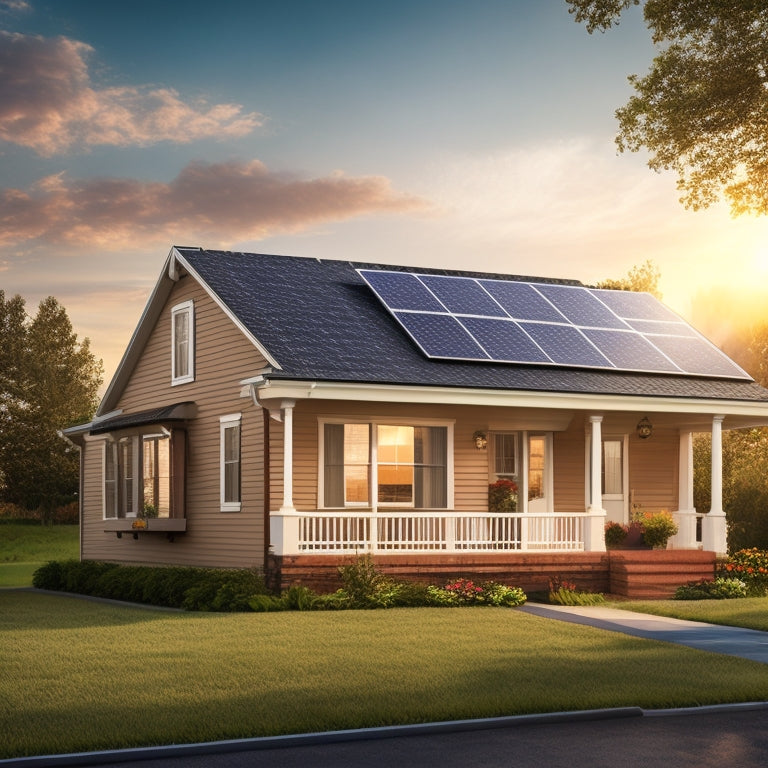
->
<box><xmin>472</xmin><ymin>430</ymin><xmax>488</xmax><ymax>450</ymax></box>
<box><xmin>636</xmin><ymin>417</ymin><xmax>653</xmax><ymax>440</ymax></box>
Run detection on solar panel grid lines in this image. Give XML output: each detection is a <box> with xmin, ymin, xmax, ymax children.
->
<box><xmin>357</xmin><ymin>268</ymin><xmax>751</xmax><ymax>380</ymax></box>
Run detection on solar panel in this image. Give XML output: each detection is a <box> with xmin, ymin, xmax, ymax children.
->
<box><xmin>357</xmin><ymin>269</ymin><xmax>751</xmax><ymax>380</ymax></box>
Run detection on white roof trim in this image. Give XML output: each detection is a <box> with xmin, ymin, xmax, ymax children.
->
<box><xmin>172</xmin><ymin>248</ymin><xmax>281</xmax><ymax>372</ymax></box>
<box><xmin>98</xmin><ymin>247</ymin><xmax>281</xmax><ymax>416</ymax></box>
<box><xmin>251</xmin><ymin>378</ymin><xmax>768</xmax><ymax>428</ymax></box>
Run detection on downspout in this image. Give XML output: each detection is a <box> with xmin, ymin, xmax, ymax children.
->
<box><xmin>263</xmin><ymin>406</ymin><xmax>271</xmax><ymax>569</ymax></box>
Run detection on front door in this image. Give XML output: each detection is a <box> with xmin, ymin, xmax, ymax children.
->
<box><xmin>602</xmin><ymin>436</ymin><xmax>628</xmax><ymax>523</ymax></box>
<box><xmin>527</xmin><ymin>434</ymin><xmax>552</xmax><ymax>514</ymax></box>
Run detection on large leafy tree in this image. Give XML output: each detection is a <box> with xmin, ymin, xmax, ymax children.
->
<box><xmin>568</xmin><ymin>0</ymin><xmax>768</xmax><ymax>215</ymax></box>
<box><xmin>0</xmin><ymin>293</ymin><xmax>102</xmax><ymax>519</ymax></box>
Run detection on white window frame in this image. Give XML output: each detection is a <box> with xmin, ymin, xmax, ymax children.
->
<box><xmin>318</xmin><ymin>417</ymin><xmax>454</xmax><ymax>510</ymax></box>
<box><xmin>220</xmin><ymin>414</ymin><xmax>242</xmax><ymax>512</ymax></box>
<box><xmin>171</xmin><ymin>300</ymin><xmax>195</xmax><ymax>385</ymax></box>
<box><xmin>102</xmin><ymin>440</ymin><xmax>118</xmax><ymax>519</ymax></box>
<box><xmin>490</xmin><ymin>431</ymin><xmax>519</xmax><ymax>482</ymax></box>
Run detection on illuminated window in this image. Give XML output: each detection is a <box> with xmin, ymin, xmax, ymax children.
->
<box><xmin>323</xmin><ymin>422</ymin><xmax>448</xmax><ymax>508</ymax></box>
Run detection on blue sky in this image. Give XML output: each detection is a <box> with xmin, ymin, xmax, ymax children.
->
<box><xmin>2</xmin><ymin>0</ymin><xmax>767</xmax><ymax>380</ymax></box>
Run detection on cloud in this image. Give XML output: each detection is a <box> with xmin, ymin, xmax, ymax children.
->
<box><xmin>0</xmin><ymin>159</ymin><xmax>427</xmax><ymax>247</ymax></box>
<box><xmin>0</xmin><ymin>1</ymin><xmax>30</xmax><ymax>11</ymax></box>
<box><xmin>0</xmin><ymin>30</ymin><xmax>262</xmax><ymax>155</ymax></box>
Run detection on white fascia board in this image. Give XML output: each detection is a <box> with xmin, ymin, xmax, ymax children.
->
<box><xmin>172</xmin><ymin>249</ymin><xmax>281</xmax><ymax>371</ymax></box>
<box><xmin>252</xmin><ymin>378</ymin><xmax>768</xmax><ymax>425</ymax></box>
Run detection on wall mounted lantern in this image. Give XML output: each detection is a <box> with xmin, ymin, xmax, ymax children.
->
<box><xmin>472</xmin><ymin>430</ymin><xmax>488</xmax><ymax>450</ymax></box>
<box><xmin>636</xmin><ymin>417</ymin><xmax>653</xmax><ymax>440</ymax></box>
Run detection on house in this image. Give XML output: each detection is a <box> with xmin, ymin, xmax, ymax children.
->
<box><xmin>63</xmin><ymin>247</ymin><xmax>768</xmax><ymax>597</ymax></box>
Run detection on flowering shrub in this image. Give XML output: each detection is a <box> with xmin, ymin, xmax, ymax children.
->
<box><xmin>720</xmin><ymin>549</ymin><xmax>768</xmax><ymax>596</ymax></box>
<box><xmin>674</xmin><ymin>577</ymin><xmax>748</xmax><ymax>600</ymax></box>
<box><xmin>427</xmin><ymin>577</ymin><xmax>526</xmax><ymax>607</ymax></box>
<box><xmin>635</xmin><ymin>510</ymin><xmax>678</xmax><ymax>548</ymax></box>
<box><xmin>488</xmin><ymin>479</ymin><xmax>518</xmax><ymax>512</ymax></box>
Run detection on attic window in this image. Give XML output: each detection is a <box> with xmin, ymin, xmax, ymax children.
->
<box><xmin>171</xmin><ymin>300</ymin><xmax>195</xmax><ymax>385</ymax></box>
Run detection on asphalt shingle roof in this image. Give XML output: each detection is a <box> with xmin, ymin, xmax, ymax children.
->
<box><xmin>176</xmin><ymin>247</ymin><xmax>768</xmax><ymax>403</ymax></box>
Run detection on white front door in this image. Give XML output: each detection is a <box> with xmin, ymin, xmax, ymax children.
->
<box><xmin>602</xmin><ymin>436</ymin><xmax>628</xmax><ymax>523</ymax></box>
<box><xmin>527</xmin><ymin>433</ymin><xmax>552</xmax><ymax>514</ymax></box>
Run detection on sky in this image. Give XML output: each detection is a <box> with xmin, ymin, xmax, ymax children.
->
<box><xmin>2</xmin><ymin>0</ymin><xmax>768</xmax><ymax>385</ymax></box>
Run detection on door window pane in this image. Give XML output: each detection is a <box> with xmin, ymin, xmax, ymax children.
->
<box><xmin>602</xmin><ymin>440</ymin><xmax>623</xmax><ymax>495</ymax></box>
<box><xmin>528</xmin><ymin>436</ymin><xmax>545</xmax><ymax>502</ymax></box>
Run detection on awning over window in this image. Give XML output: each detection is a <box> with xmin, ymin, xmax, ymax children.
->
<box><xmin>89</xmin><ymin>402</ymin><xmax>196</xmax><ymax>435</ymax></box>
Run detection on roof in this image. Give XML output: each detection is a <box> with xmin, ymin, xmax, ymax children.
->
<box><xmin>168</xmin><ymin>247</ymin><xmax>768</xmax><ymax>405</ymax></box>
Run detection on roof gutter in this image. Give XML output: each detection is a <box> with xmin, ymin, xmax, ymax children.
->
<box><xmin>245</xmin><ymin>376</ymin><xmax>768</xmax><ymax>429</ymax></box>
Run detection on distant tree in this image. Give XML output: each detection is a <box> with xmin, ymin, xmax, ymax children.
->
<box><xmin>568</xmin><ymin>0</ymin><xmax>768</xmax><ymax>215</ymax></box>
<box><xmin>594</xmin><ymin>259</ymin><xmax>662</xmax><ymax>297</ymax></box>
<box><xmin>0</xmin><ymin>293</ymin><xmax>102</xmax><ymax>521</ymax></box>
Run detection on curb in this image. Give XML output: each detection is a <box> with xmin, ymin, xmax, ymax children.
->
<box><xmin>4</xmin><ymin>703</ymin><xmax>768</xmax><ymax>767</ymax></box>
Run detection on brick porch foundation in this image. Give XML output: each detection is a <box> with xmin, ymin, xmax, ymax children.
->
<box><xmin>267</xmin><ymin>549</ymin><xmax>716</xmax><ymax>599</ymax></box>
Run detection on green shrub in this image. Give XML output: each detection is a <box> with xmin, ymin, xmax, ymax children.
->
<box><xmin>337</xmin><ymin>555</ymin><xmax>403</xmax><ymax>608</ymax></box>
<box><xmin>547</xmin><ymin>576</ymin><xmax>605</xmax><ymax>606</ymax></box>
<box><xmin>32</xmin><ymin>560</ymin><xmax>66</xmax><ymax>589</ymax></box>
<box><xmin>604</xmin><ymin>521</ymin><xmax>628</xmax><ymax>547</ymax></box>
<box><xmin>425</xmin><ymin>578</ymin><xmax>527</xmax><ymax>607</ymax></box>
<box><xmin>674</xmin><ymin>577</ymin><xmax>748</xmax><ymax>600</ymax></box>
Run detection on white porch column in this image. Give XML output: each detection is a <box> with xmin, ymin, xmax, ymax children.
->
<box><xmin>702</xmin><ymin>415</ymin><xmax>727</xmax><ymax>555</ymax></box>
<box><xmin>280</xmin><ymin>399</ymin><xmax>296</xmax><ymax>513</ymax></box>
<box><xmin>270</xmin><ymin>399</ymin><xmax>299</xmax><ymax>556</ymax></box>
<box><xmin>672</xmin><ymin>430</ymin><xmax>697</xmax><ymax>549</ymax></box>
<box><xmin>584</xmin><ymin>415</ymin><xmax>607</xmax><ymax>552</ymax></box>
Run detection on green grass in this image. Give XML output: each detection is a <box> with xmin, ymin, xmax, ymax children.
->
<box><xmin>4</xmin><ymin>592</ymin><xmax>768</xmax><ymax>759</ymax></box>
<box><xmin>611</xmin><ymin>598</ymin><xmax>768</xmax><ymax>632</ymax></box>
<box><xmin>0</xmin><ymin>524</ymin><xmax>79</xmax><ymax>586</ymax></box>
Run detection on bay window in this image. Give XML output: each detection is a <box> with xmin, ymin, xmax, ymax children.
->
<box><xmin>102</xmin><ymin>430</ymin><xmax>185</xmax><ymax>519</ymax></box>
<box><xmin>322</xmin><ymin>421</ymin><xmax>450</xmax><ymax>509</ymax></box>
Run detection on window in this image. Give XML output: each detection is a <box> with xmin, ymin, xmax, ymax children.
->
<box><xmin>220</xmin><ymin>414</ymin><xmax>242</xmax><ymax>511</ymax></box>
<box><xmin>492</xmin><ymin>432</ymin><xmax>517</xmax><ymax>479</ymax></box>
<box><xmin>102</xmin><ymin>430</ymin><xmax>184</xmax><ymax>519</ymax></box>
<box><xmin>322</xmin><ymin>421</ymin><xmax>450</xmax><ymax>509</ymax></box>
<box><xmin>602</xmin><ymin>439</ymin><xmax>623</xmax><ymax>496</ymax></box>
<box><xmin>171</xmin><ymin>300</ymin><xmax>194</xmax><ymax>385</ymax></box>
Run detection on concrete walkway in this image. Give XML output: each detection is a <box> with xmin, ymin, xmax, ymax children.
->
<box><xmin>520</xmin><ymin>603</ymin><xmax>768</xmax><ymax>664</ymax></box>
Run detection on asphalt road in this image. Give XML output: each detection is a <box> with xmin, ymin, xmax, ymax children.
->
<box><xmin>11</xmin><ymin>705</ymin><xmax>768</xmax><ymax>768</ymax></box>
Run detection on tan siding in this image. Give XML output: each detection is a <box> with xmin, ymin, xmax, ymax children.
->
<box><xmin>82</xmin><ymin>275</ymin><xmax>268</xmax><ymax>569</ymax></box>
<box><xmin>553</xmin><ymin>418</ymin><xmax>586</xmax><ymax>512</ymax></box>
<box><xmin>628</xmin><ymin>429</ymin><xmax>679</xmax><ymax>512</ymax></box>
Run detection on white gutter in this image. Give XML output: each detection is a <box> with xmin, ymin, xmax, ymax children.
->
<box><xmin>248</xmin><ymin>377</ymin><xmax>768</xmax><ymax>426</ymax></box>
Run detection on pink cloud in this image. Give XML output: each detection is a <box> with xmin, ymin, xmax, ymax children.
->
<box><xmin>0</xmin><ymin>160</ymin><xmax>427</xmax><ymax>247</ymax></box>
<box><xmin>0</xmin><ymin>31</ymin><xmax>262</xmax><ymax>155</ymax></box>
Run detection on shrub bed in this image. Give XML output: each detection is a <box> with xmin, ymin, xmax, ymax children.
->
<box><xmin>719</xmin><ymin>549</ymin><xmax>768</xmax><ymax>596</ymax></box>
<box><xmin>32</xmin><ymin>557</ymin><xmax>527</xmax><ymax>612</ymax></box>
<box><xmin>674</xmin><ymin>577</ymin><xmax>748</xmax><ymax>600</ymax></box>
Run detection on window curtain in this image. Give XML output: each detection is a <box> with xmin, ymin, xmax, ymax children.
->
<box><xmin>414</xmin><ymin>426</ymin><xmax>447</xmax><ymax>508</ymax></box>
<box><xmin>324</xmin><ymin>423</ymin><xmax>345</xmax><ymax>507</ymax></box>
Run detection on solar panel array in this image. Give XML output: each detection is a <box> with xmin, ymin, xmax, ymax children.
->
<box><xmin>358</xmin><ymin>269</ymin><xmax>750</xmax><ymax>380</ymax></box>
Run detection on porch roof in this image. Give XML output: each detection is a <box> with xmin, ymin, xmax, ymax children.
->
<box><xmin>175</xmin><ymin>248</ymin><xmax>768</xmax><ymax>406</ymax></box>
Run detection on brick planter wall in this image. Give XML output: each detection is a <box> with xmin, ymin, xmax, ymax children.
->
<box><xmin>609</xmin><ymin>550</ymin><xmax>716</xmax><ymax>599</ymax></box>
<box><xmin>267</xmin><ymin>550</ymin><xmax>716</xmax><ymax>598</ymax></box>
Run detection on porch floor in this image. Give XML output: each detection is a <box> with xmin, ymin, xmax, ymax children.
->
<box><xmin>268</xmin><ymin>549</ymin><xmax>716</xmax><ymax>599</ymax></box>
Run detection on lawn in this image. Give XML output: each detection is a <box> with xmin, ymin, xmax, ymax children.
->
<box><xmin>0</xmin><ymin>524</ymin><xmax>79</xmax><ymax>586</ymax></box>
<box><xmin>612</xmin><ymin>598</ymin><xmax>768</xmax><ymax>632</ymax></box>
<box><xmin>4</xmin><ymin>591</ymin><xmax>768</xmax><ymax>759</ymax></box>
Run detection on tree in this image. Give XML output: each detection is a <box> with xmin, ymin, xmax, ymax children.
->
<box><xmin>594</xmin><ymin>258</ymin><xmax>662</xmax><ymax>297</ymax></box>
<box><xmin>0</xmin><ymin>293</ymin><xmax>103</xmax><ymax>520</ymax></box>
<box><xmin>568</xmin><ymin>0</ymin><xmax>768</xmax><ymax>215</ymax></box>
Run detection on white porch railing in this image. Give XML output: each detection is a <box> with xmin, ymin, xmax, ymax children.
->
<box><xmin>273</xmin><ymin>510</ymin><xmax>588</xmax><ymax>555</ymax></box>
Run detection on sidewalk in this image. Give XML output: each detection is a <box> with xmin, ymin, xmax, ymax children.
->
<box><xmin>520</xmin><ymin>603</ymin><xmax>768</xmax><ymax>664</ymax></box>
